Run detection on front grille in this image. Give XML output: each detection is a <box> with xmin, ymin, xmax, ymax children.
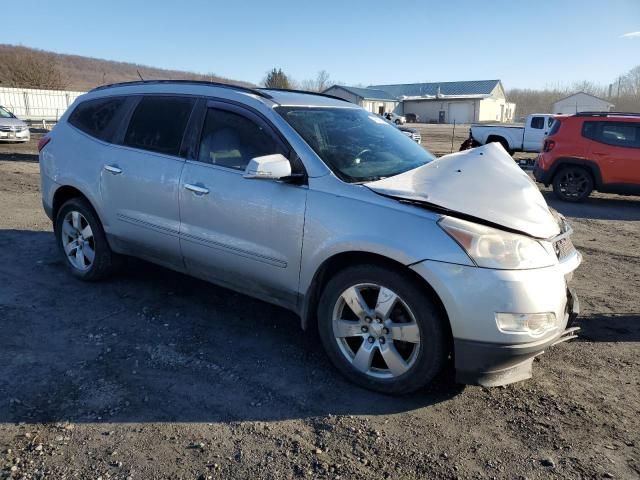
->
<box><xmin>412</xmin><ymin>133</ymin><xmax>421</xmax><ymax>142</ymax></box>
<box><xmin>0</xmin><ymin>126</ymin><xmax>26</xmax><ymax>132</ymax></box>
<box><xmin>554</xmin><ymin>236</ymin><xmax>575</xmax><ymax>261</ymax></box>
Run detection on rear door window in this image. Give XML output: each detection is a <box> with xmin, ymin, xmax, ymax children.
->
<box><xmin>530</xmin><ymin>116</ymin><xmax>545</xmax><ymax>129</ymax></box>
<box><xmin>600</xmin><ymin>123</ymin><xmax>639</xmax><ymax>148</ymax></box>
<box><xmin>69</xmin><ymin>96</ymin><xmax>127</xmax><ymax>142</ymax></box>
<box><xmin>124</xmin><ymin>96</ymin><xmax>195</xmax><ymax>156</ymax></box>
<box><xmin>582</xmin><ymin>121</ymin><xmax>640</xmax><ymax>148</ymax></box>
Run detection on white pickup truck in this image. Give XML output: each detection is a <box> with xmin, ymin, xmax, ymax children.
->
<box><xmin>468</xmin><ymin>114</ymin><xmax>555</xmax><ymax>154</ymax></box>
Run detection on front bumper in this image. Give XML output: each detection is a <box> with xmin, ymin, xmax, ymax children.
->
<box><xmin>410</xmin><ymin>251</ymin><xmax>581</xmax><ymax>386</ymax></box>
<box><xmin>454</xmin><ymin>289</ymin><xmax>580</xmax><ymax>386</ymax></box>
<box><xmin>0</xmin><ymin>129</ymin><xmax>30</xmax><ymax>141</ymax></box>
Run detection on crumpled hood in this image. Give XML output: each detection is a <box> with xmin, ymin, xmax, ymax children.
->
<box><xmin>366</xmin><ymin>143</ymin><xmax>560</xmax><ymax>239</ymax></box>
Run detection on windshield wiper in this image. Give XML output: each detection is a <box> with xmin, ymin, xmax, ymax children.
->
<box><xmin>352</xmin><ymin>176</ymin><xmax>387</xmax><ymax>184</ymax></box>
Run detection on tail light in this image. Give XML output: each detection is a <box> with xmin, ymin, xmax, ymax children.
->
<box><xmin>37</xmin><ymin>136</ymin><xmax>51</xmax><ymax>152</ymax></box>
<box><xmin>543</xmin><ymin>139</ymin><xmax>556</xmax><ymax>152</ymax></box>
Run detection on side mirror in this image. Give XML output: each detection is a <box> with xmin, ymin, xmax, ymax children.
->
<box><xmin>243</xmin><ymin>153</ymin><xmax>292</xmax><ymax>180</ymax></box>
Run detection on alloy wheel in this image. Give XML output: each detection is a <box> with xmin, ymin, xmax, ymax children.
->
<box><xmin>61</xmin><ymin>211</ymin><xmax>95</xmax><ymax>271</ymax></box>
<box><xmin>557</xmin><ymin>168</ymin><xmax>591</xmax><ymax>199</ymax></box>
<box><xmin>332</xmin><ymin>283</ymin><xmax>421</xmax><ymax>379</ymax></box>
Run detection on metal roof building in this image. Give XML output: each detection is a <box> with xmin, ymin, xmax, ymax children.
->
<box><xmin>324</xmin><ymin>80</ymin><xmax>516</xmax><ymax>124</ymax></box>
<box><xmin>323</xmin><ymin>85</ymin><xmax>400</xmax><ymax>116</ymax></box>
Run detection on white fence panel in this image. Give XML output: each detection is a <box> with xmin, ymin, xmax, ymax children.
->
<box><xmin>0</xmin><ymin>87</ymin><xmax>86</xmax><ymax>121</ymax></box>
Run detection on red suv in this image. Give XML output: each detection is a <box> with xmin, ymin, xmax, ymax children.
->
<box><xmin>534</xmin><ymin>112</ymin><xmax>640</xmax><ymax>201</ymax></box>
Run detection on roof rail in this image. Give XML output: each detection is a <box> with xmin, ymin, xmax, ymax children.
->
<box><xmin>256</xmin><ymin>87</ymin><xmax>351</xmax><ymax>103</ymax></box>
<box><xmin>89</xmin><ymin>80</ymin><xmax>272</xmax><ymax>99</ymax></box>
<box><xmin>574</xmin><ymin>111</ymin><xmax>640</xmax><ymax>117</ymax></box>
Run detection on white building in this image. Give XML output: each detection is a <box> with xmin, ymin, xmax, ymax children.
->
<box><xmin>325</xmin><ymin>80</ymin><xmax>516</xmax><ymax>124</ymax></box>
<box><xmin>552</xmin><ymin>92</ymin><xmax>614</xmax><ymax>115</ymax></box>
<box><xmin>323</xmin><ymin>85</ymin><xmax>400</xmax><ymax>115</ymax></box>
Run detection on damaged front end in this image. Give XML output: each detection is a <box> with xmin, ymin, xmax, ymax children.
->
<box><xmin>367</xmin><ymin>143</ymin><xmax>582</xmax><ymax>387</ymax></box>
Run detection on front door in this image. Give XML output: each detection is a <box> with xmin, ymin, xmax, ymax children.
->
<box><xmin>179</xmin><ymin>102</ymin><xmax>307</xmax><ymax>308</ymax></box>
<box><xmin>99</xmin><ymin>95</ymin><xmax>195</xmax><ymax>270</ymax></box>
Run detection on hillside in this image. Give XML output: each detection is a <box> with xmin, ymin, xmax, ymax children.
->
<box><xmin>0</xmin><ymin>44</ymin><xmax>253</xmax><ymax>91</ymax></box>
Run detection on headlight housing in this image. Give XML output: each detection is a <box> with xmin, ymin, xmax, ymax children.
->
<box><xmin>438</xmin><ymin>216</ymin><xmax>555</xmax><ymax>270</ymax></box>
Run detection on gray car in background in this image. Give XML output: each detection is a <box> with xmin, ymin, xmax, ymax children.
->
<box><xmin>38</xmin><ymin>81</ymin><xmax>581</xmax><ymax>394</ymax></box>
<box><xmin>0</xmin><ymin>105</ymin><xmax>31</xmax><ymax>142</ymax></box>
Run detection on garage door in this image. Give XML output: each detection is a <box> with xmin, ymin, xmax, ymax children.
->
<box><xmin>448</xmin><ymin>102</ymin><xmax>473</xmax><ymax>124</ymax></box>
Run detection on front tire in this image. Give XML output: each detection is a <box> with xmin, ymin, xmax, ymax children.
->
<box><xmin>318</xmin><ymin>265</ymin><xmax>447</xmax><ymax>395</ymax></box>
<box><xmin>552</xmin><ymin>166</ymin><xmax>593</xmax><ymax>202</ymax></box>
<box><xmin>54</xmin><ymin>197</ymin><xmax>121</xmax><ymax>281</ymax></box>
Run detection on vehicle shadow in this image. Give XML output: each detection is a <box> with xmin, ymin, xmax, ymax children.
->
<box><xmin>576</xmin><ymin>313</ymin><xmax>640</xmax><ymax>343</ymax></box>
<box><xmin>541</xmin><ymin>191</ymin><xmax>640</xmax><ymax>221</ymax></box>
<box><xmin>0</xmin><ymin>229</ymin><xmax>464</xmax><ymax>426</ymax></box>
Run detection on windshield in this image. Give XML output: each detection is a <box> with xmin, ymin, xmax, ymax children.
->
<box><xmin>276</xmin><ymin>106</ymin><xmax>435</xmax><ymax>182</ymax></box>
<box><xmin>0</xmin><ymin>106</ymin><xmax>15</xmax><ymax>119</ymax></box>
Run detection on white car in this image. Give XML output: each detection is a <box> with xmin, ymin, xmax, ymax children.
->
<box><xmin>0</xmin><ymin>106</ymin><xmax>31</xmax><ymax>142</ymax></box>
<box><xmin>384</xmin><ymin>112</ymin><xmax>406</xmax><ymax>125</ymax></box>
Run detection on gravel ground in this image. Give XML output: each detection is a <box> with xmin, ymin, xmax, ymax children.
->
<box><xmin>0</xmin><ymin>132</ymin><xmax>638</xmax><ymax>479</ymax></box>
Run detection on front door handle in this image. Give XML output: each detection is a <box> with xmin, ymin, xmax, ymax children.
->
<box><xmin>184</xmin><ymin>183</ymin><xmax>209</xmax><ymax>195</ymax></box>
<box><xmin>103</xmin><ymin>165</ymin><xmax>122</xmax><ymax>175</ymax></box>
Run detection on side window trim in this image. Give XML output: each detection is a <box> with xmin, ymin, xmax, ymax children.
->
<box><xmin>112</xmin><ymin>95</ymin><xmax>142</xmax><ymax>145</ymax></box>
<box><xmin>181</xmin><ymin>97</ymin><xmax>207</xmax><ymax>159</ymax></box>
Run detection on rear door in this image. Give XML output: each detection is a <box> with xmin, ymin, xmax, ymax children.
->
<box><xmin>99</xmin><ymin>95</ymin><xmax>195</xmax><ymax>270</ymax></box>
<box><xmin>178</xmin><ymin>101</ymin><xmax>307</xmax><ymax>308</ymax></box>
<box><xmin>523</xmin><ymin>115</ymin><xmax>549</xmax><ymax>151</ymax></box>
<box><xmin>584</xmin><ymin>121</ymin><xmax>640</xmax><ymax>184</ymax></box>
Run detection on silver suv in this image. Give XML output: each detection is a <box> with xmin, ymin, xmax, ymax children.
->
<box><xmin>39</xmin><ymin>81</ymin><xmax>581</xmax><ymax>394</ymax></box>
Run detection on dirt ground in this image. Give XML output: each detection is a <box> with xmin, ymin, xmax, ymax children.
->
<box><xmin>0</xmin><ymin>131</ymin><xmax>638</xmax><ymax>479</ymax></box>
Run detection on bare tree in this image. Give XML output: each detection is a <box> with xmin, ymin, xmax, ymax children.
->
<box><xmin>299</xmin><ymin>70</ymin><xmax>332</xmax><ymax>92</ymax></box>
<box><xmin>0</xmin><ymin>49</ymin><xmax>67</xmax><ymax>89</ymax></box>
<box><xmin>263</xmin><ymin>68</ymin><xmax>292</xmax><ymax>89</ymax></box>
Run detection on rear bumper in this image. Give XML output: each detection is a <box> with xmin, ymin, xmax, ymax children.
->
<box><xmin>454</xmin><ymin>288</ymin><xmax>580</xmax><ymax>387</ymax></box>
<box><xmin>533</xmin><ymin>159</ymin><xmax>552</xmax><ymax>185</ymax></box>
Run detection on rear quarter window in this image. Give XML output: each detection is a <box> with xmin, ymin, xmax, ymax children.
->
<box><xmin>68</xmin><ymin>96</ymin><xmax>127</xmax><ymax>142</ymax></box>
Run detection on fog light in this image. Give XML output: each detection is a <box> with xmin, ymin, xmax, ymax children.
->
<box><xmin>495</xmin><ymin>312</ymin><xmax>557</xmax><ymax>335</ymax></box>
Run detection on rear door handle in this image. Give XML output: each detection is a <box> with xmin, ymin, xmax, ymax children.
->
<box><xmin>184</xmin><ymin>183</ymin><xmax>209</xmax><ymax>195</ymax></box>
<box><xmin>103</xmin><ymin>165</ymin><xmax>122</xmax><ymax>174</ymax></box>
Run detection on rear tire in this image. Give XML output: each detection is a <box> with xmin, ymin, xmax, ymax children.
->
<box><xmin>54</xmin><ymin>197</ymin><xmax>121</xmax><ymax>281</ymax></box>
<box><xmin>552</xmin><ymin>166</ymin><xmax>593</xmax><ymax>202</ymax></box>
<box><xmin>317</xmin><ymin>264</ymin><xmax>447</xmax><ymax>395</ymax></box>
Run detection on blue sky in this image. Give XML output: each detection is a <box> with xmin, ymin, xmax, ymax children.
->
<box><xmin>2</xmin><ymin>0</ymin><xmax>639</xmax><ymax>89</ymax></box>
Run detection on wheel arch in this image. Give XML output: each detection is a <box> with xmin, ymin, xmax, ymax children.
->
<box><xmin>51</xmin><ymin>185</ymin><xmax>108</xmax><ymax>238</ymax></box>
<box><xmin>300</xmin><ymin>251</ymin><xmax>453</xmax><ymax>346</ymax></box>
<box><xmin>548</xmin><ymin>158</ymin><xmax>602</xmax><ymax>189</ymax></box>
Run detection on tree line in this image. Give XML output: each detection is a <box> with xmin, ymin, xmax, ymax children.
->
<box><xmin>507</xmin><ymin>65</ymin><xmax>640</xmax><ymax>118</ymax></box>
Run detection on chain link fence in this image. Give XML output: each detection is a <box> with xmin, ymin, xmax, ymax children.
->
<box><xmin>0</xmin><ymin>86</ymin><xmax>86</xmax><ymax>124</ymax></box>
